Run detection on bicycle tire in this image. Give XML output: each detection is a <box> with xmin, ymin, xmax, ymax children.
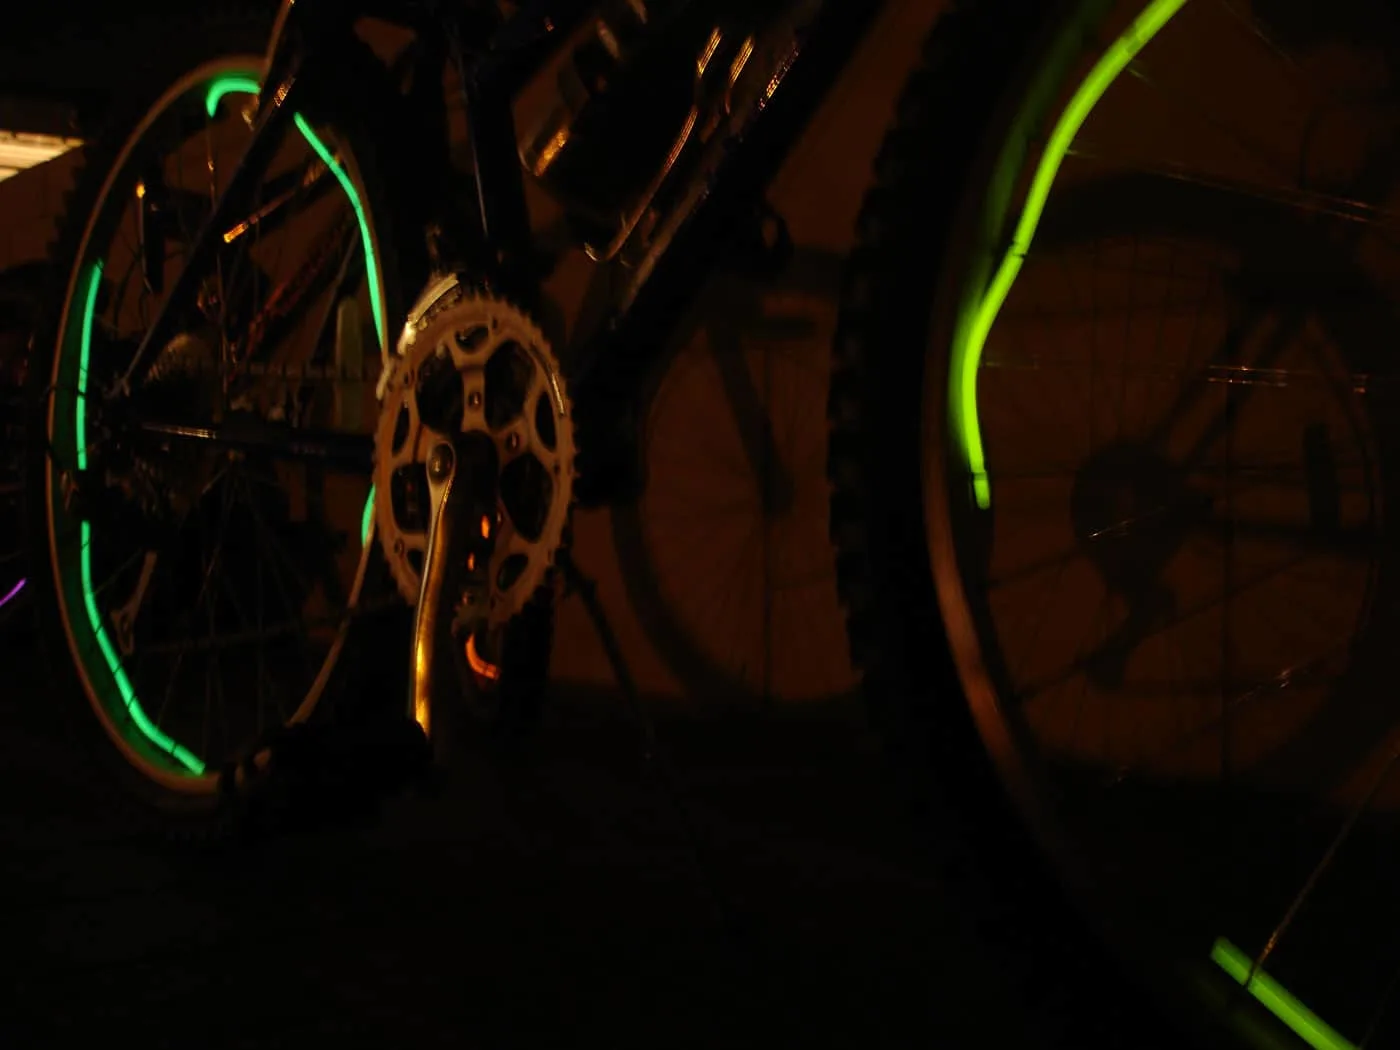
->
<box><xmin>23</xmin><ymin>8</ymin><xmax>411</xmax><ymax>840</ymax></box>
<box><xmin>824</xmin><ymin>1</ymin><xmax>1388</xmax><ymax>1046</ymax></box>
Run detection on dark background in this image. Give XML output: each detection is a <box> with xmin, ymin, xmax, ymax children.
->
<box><xmin>0</xmin><ymin>2</ymin><xmax>279</xmax><ymax>135</ymax></box>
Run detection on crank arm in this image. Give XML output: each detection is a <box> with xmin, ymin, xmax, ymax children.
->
<box><xmin>408</xmin><ymin>435</ymin><xmax>500</xmax><ymax>740</ymax></box>
<box><xmin>133</xmin><ymin>416</ymin><xmax>374</xmax><ymax>472</ymax></box>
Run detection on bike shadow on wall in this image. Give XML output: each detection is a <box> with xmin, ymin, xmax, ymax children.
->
<box><xmin>599</xmin><ymin>243</ymin><xmax>859</xmax><ymax>713</ymax></box>
<box><xmin>990</xmin><ymin>167</ymin><xmax>1400</xmax><ymax>807</ymax></box>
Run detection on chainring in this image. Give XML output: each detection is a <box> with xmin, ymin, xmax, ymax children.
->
<box><xmin>373</xmin><ymin>279</ymin><xmax>575</xmax><ymax>632</ymax></box>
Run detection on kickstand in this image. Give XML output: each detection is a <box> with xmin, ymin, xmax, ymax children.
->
<box><xmin>558</xmin><ymin>550</ymin><xmax>743</xmax><ymax>943</ymax></box>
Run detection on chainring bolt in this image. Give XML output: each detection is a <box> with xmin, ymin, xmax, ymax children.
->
<box><xmin>428</xmin><ymin>442</ymin><xmax>454</xmax><ymax>481</ymax></box>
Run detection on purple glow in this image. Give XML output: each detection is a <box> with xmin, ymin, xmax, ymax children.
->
<box><xmin>0</xmin><ymin>578</ymin><xmax>25</xmax><ymax>609</ymax></box>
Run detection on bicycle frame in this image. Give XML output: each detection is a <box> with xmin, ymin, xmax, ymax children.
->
<box><xmin>135</xmin><ymin>0</ymin><xmax>882</xmax><ymax>392</ymax></box>
<box><xmin>116</xmin><ymin>0</ymin><xmax>887</xmax><ymax>736</ymax></box>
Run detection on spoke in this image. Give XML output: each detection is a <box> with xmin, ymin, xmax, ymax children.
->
<box><xmin>1161</xmin><ymin>601</ymin><xmax>1196</xmax><ymax>766</ymax></box>
<box><xmin>678</xmin><ymin>519</ymin><xmax>762</xmax><ymax>653</ymax></box>
<box><xmin>1066</xmin><ymin>148</ymin><xmax>1400</xmax><ymax>232</ymax></box>
<box><xmin>1069</xmin><ymin>587</ymin><xmax>1115</xmax><ymax>750</ymax></box>
<box><xmin>87</xmin><ymin>546</ymin><xmax>149</xmax><ymax>602</ymax></box>
<box><xmin>303</xmin><ymin>227</ymin><xmax>362</xmax><ymax>380</ymax></box>
<box><xmin>236</xmin><ymin>471</ymin><xmax>333</xmax><ymax>686</ymax></box>
<box><xmin>1145</xmin><ymin>237</ymin><xmax>1180</xmax><ymax>444</ymax></box>
<box><xmin>1124</xmin><ymin>57</ymin><xmax>1294</xmax><ymax>191</ymax></box>
<box><xmin>137</xmin><ymin>604</ymin><xmax>394</xmax><ymax>657</ymax></box>
<box><xmin>241</xmin><ymin>471</ymin><xmax>315</xmax><ymax>608</ymax></box>
<box><xmin>1089</xmin><ymin>237</ymin><xmax>1101</xmax><ymax>450</ymax></box>
<box><xmin>1109</xmin><ymin>643</ymin><xmax>1349</xmax><ymax>784</ymax></box>
<box><xmin>110</xmin><ymin>551</ymin><xmax>159</xmax><ymax>657</ymax></box>
<box><xmin>647</xmin><ymin>497</ymin><xmax>759</xmax><ymax>520</ymax></box>
<box><xmin>1212</xmin><ymin>0</ymin><xmax>1307</xmax><ymax>81</ymax></box>
<box><xmin>211</xmin><ymin>612</ymin><xmax>228</xmax><ymax>761</ymax></box>
<box><xmin>200</xmin><ymin>486</ymin><xmax>216</xmax><ymax>758</ymax></box>
<box><xmin>110</xmin><ymin>246</ymin><xmax>146</xmax><ymax>332</ymax></box>
<box><xmin>158</xmin><ymin>185</ymin><xmax>216</xmax><ymax>259</ymax></box>
<box><xmin>1194</xmin><ymin>517</ymin><xmax>1378</xmax><ymax>558</ymax></box>
<box><xmin>1168</xmin><ymin>310</ymin><xmax>1303</xmax><ymax>471</ymax></box>
<box><xmin>171</xmin><ymin>128</ymin><xmax>194</xmax><ymax>252</ymax></box>
<box><xmin>1249</xmin><ymin>738</ymin><xmax>1400</xmax><ymax>984</ymax></box>
<box><xmin>1359</xmin><ymin>961</ymin><xmax>1400</xmax><ymax>1048</ymax></box>
<box><xmin>1181</xmin><ymin>242</ymin><xmax>1227</xmax><ymax>393</ymax></box>
<box><xmin>152</xmin><ymin>642</ymin><xmax>188</xmax><ymax>736</ymax></box>
<box><xmin>1006</xmin><ymin>543</ymin><xmax>1080</xmax><ymax>685</ymax></box>
<box><xmin>115</xmin><ymin>225</ymin><xmax>145</xmax><ymax>299</ymax></box>
<box><xmin>153</xmin><ymin>477</ymin><xmax>236</xmax><ymax>732</ymax></box>
<box><xmin>1117</xmin><ymin>235</ymin><xmax>1141</xmax><ymax>442</ymax></box>
<box><xmin>303</xmin><ymin>467</ymin><xmax>350</xmax><ymax>611</ymax></box>
<box><xmin>710</xmin><ymin>523</ymin><xmax>763</xmax><ymax>677</ymax></box>
<box><xmin>131</xmin><ymin>416</ymin><xmax>374</xmax><ymax>472</ymax></box>
<box><xmin>256</xmin><ymin>536</ymin><xmax>271</xmax><ymax>731</ymax></box>
<box><xmin>708</xmin><ymin>328</ymin><xmax>797</xmax><ymax>515</ymax></box>
<box><xmin>1020</xmin><ymin>550</ymin><xmax>1315</xmax><ymax>702</ymax></box>
<box><xmin>990</xmin><ymin>539</ymin><xmax>1083</xmax><ymax>590</ymax></box>
<box><xmin>1219</xmin><ymin>378</ymin><xmax>1237</xmax><ymax>786</ymax></box>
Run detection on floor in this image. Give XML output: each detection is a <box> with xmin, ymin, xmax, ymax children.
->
<box><xmin>1</xmin><ymin>625</ymin><xmax>1073</xmax><ymax>1049</ymax></box>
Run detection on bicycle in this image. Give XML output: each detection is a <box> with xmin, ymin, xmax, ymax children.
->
<box><xmin>23</xmin><ymin>0</ymin><xmax>1400</xmax><ymax>1046</ymax></box>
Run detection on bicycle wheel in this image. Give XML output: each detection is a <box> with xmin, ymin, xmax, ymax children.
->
<box><xmin>832</xmin><ymin>1</ymin><xmax>1400</xmax><ymax>1046</ymax></box>
<box><xmin>26</xmin><ymin>12</ymin><xmax>403</xmax><ymax>835</ymax></box>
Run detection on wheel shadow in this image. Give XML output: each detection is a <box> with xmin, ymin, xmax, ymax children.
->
<box><xmin>605</xmin><ymin>244</ymin><xmax>858</xmax><ymax>710</ymax></box>
<box><xmin>1005</xmin><ymin>170</ymin><xmax>1400</xmax><ymax>799</ymax></box>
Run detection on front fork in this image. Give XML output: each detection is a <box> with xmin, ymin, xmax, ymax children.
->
<box><xmin>408</xmin><ymin>432</ymin><xmax>499</xmax><ymax>743</ymax></box>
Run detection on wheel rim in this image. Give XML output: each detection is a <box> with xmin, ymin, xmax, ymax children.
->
<box><xmin>925</xmin><ymin>1</ymin><xmax>1400</xmax><ymax>1046</ymax></box>
<box><xmin>45</xmin><ymin>57</ymin><xmax>391</xmax><ymax>793</ymax></box>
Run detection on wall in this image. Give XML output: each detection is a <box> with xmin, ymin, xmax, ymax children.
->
<box><xmin>0</xmin><ymin>147</ymin><xmax>79</xmax><ymax>271</ymax></box>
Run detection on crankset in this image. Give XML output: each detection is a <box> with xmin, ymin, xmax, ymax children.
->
<box><xmin>373</xmin><ymin>275</ymin><xmax>575</xmax><ymax>742</ymax></box>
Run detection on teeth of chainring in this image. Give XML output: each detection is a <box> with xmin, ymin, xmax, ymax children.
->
<box><xmin>372</xmin><ymin>281</ymin><xmax>575</xmax><ymax>632</ymax></box>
